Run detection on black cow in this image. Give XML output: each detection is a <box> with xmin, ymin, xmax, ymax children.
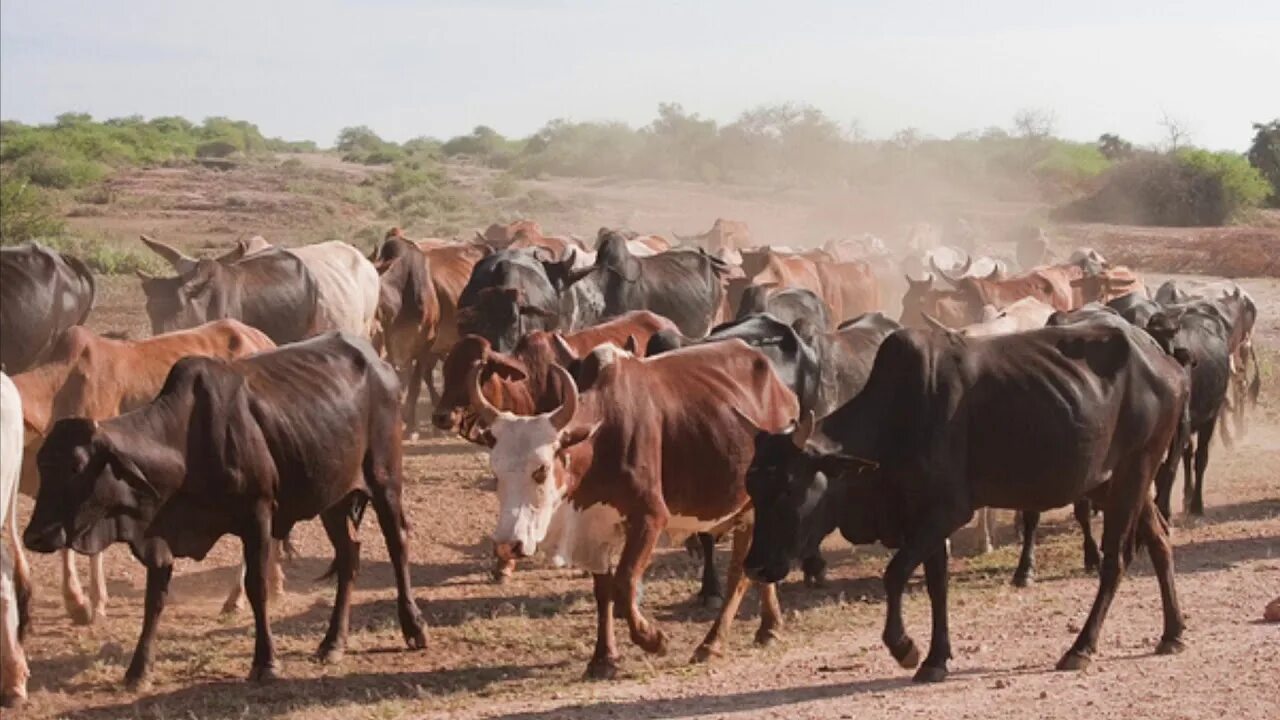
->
<box><xmin>137</xmin><ymin>246</ymin><xmax>320</xmax><ymax>345</ymax></box>
<box><xmin>587</xmin><ymin>230</ymin><xmax>728</xmax><ymax>337</ymax></box>
<box><xmin>23</xmin><ymin>333</ymin><xmax>427</xmax><ymax>686</ymax></box>
<box><xmin>456</xmin><ymin>249</ymin><xmax>560</xmax><ymax>352</ymax></box>
<box><xmin>1146</xmin><ymin>301</ymin><xmax>1232</xmax><ymax>517</ymax></box>
<box><xmin>735</xmin><ymin>285</ymin><xmax>831</xmax><ymax>332</ymax></box>
<box><xmin>742</xmin><ymin>313</ymin><xmax>1189</xmax><ymax>681</ymax></box>
<box><xmin>0</xmin><ymin>243</ymin><xmax>95</xmax><ymax>373</ymax></box>
<box><xmin>1107</xmin><ymin>291</ymin><xmax>1162</xmax><ymax>327</ymax></box>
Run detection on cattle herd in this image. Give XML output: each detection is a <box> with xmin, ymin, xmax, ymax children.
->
<box><xmin>0</xmin><ymin>217</ymin><xmax>1264</xmax><ymax>707</ymax></box>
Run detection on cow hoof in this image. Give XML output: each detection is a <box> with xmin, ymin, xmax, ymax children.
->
<box><xmin>316</xmin><ymin>646</ymin><xmax>344</xmax><ymax>665</ymax></box>
<box><xmin>1056</xmin><ymin>651</ymin><xmax>1091</xmax><ymax>671</ymax></box>
<box><xmin>67</xmin><ymin>601</ymin><xmax>94</xmax><ymax>626</ymax></box>
<box><xmin>248</xmin><ymin>663</ymin><xmax>281</xmax><ymax>682</ymax></box>
<box><xmin>636</xmin><ymin>629</ymin><xmax>668</xmax><ymax>656</ymax></box>
<box><xmin>803</xmin><ymin>572</ymin><xmax>827</xmax><ymax>589</ymax></box>
<box><xmin>913</xmin><ymin>665</ymin><xmax>948</xmax><ymax>683</ymax></box>
<box><xmin>220</xmin><ymin>597</ymin><xmax>244</xmax><ymax>616</ymax></box>
<box><xmin>691</xmin><ymin>644</ymin><xmax>721</xmax><ymax>664</ymax></box>
<box><xmin>405</xmin><ymin>625</ymin><xmax>428</xmax><ymax>650</ymax></box>
<box><xmin>698</xmin><ymin>593</ymin><xmax>723</xmax><ymax>609</ymax></box>
<box><xmin>1012</xmin><ymin>573</ymin><xmax>1034</xmax><ymax>588</ymax></box>
<box><xmin>889</xmin><ymin>636</ymin><xmax>921</xmax><ymax>669</ymax></box>
<box><xmin>584</xmin><ymin>657</ymin><xmax>619</xmax><ymax>680</ymax></box>
<box><xmin>755</xmin><ymin>627</ymin><xmax>782</xmax><ymax>647</ymax></box>
<box><xmin>1156</xmin><ymin>638</ymin><xmax>1185</xmax><ymax>656</ymax></box>
<box><xmin>124</xmin><ymin>674</ymin><xmax>151</xmax><ymax>693</ymax></box>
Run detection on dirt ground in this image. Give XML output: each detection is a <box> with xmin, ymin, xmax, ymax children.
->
<box><xmin>8</xmin><ymin>163</ymin><xmax>1280</xmax><ymax>719</ymax></box>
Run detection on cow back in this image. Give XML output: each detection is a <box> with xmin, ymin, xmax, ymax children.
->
<box><xmin>0</xmin><ymin>244</ymin><xmax>95</xmax><ymax>373</ymax></box>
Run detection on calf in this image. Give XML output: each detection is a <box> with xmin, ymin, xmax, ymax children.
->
<box><xmin>23</xmin><ymin>333</ymin><xmax>427</xmax><ymax>686</ymax></box>
<box><xmin>469</xmin><ymin>341</ymin><xmax>798</xmax><ymax>677</ymax></box>
<box><xmin>0</xmin><ymin>243</ymin><xmax>95</xmax><ymax>374</ymax></box>
<box><xmin>1</xmin><ymin>373</ymin><xmax>29</xmax><ymax>707</ymax></box>
<box><xmin>742</xmin><ymin>314</ymin><xmax>1188</xmax><ymax>681</ymax></box>
<box><xmin>13</xmin><ymin>321</ymin><xmax>277</xmax><ymax>623</ymax></box>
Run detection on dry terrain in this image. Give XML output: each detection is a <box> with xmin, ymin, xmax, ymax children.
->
<box><xmin>7</xmin><ymin>158</ymin><xmax>1279</xmax><ymax>719</ymax></box>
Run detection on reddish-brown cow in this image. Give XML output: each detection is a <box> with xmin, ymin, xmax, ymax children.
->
<box><xmin>901</xmin><ymin>263</ymin><xmax>1081</xmax><ymax>329</ymax></box>
<box><xmin>469</xmin><ymin>339</ymin><xmax>799</xmax><ymax>678</ymax></box>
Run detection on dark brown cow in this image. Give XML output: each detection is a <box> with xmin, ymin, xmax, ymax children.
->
<box><xmin>417</xmin><ymin>240</ymin><xmax>490</xmax><ymax>407</ymax></box>
<box><xmin>23</xmin><ymin>333</ymin><xmax>427</xmax><ymax>686</ymax></box>
<box><xmin>371</xmin><ymin>235</ymin><xmax>441</xmax><ymax>434</ymax></box>
<box><xmin>432</xmin><ymin>311</ymin><xmax>677</xmax><ymax>442</ymax></box>
<box><xmin>0</xmin><ymin>243</ymin><xmax>95</xmax><ymax>374</ymax></box>
<box><xmin>901</xmin><ymin>263</ymin><xmax>1080</xmax><ymax>329</ymax></box>
<box><xmin>12</xmin><ymin>320</ymin><xmax>276</xmax><ymax>625</ymax></box>
<box><xmin>469</xmin><ymin>340</ymin><xmax>798</xmax><ymax>678</ymax></box>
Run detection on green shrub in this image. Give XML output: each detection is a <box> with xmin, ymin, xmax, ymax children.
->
<box><xmin>196</xmin><ymin>140</ymin><xmax>240</xmax><ymax>158</ymax></box>
<box><xmin>1176</xmin><ymin>148</ymin><xmax>1271</xmax><ymax>211</ymax></box>
<box><xmin>37</xmin><ymin>234</ymin><xmax>163</xmax><ymax>275</ymax></box>
<box><xmin>0</xmin><ymin>178</ymin><xmax>65</xmax><ymax>243</ymax></box>
<box><xmin>1247</xmin><ymin>120</ymin><xmax>1280</xmax><ymax>206</ymax></box>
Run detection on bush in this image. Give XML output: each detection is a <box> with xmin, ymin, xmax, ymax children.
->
<box><xmin>1053</xmin><ymin>150</ymin><xmax>1269</xmax><ymax>226</ymax></box>
<box><xmin>1246</xmin><ymin>120</ymin><xmax>1279</xmax><ymax>207</ymax></box>
<box><xmin>0</xmin><ymin>178</ymin><xmax>65</xmax><ymax>243</ymax></box>
<box><xmin>37</xmin><ymin>234</ymin><xmax>163</xmax><ymax>275</ymax></box>
<box><xmin>196</xmin><ymin>140</ymin><xmax>240</xmax><ymax>159</ymax></box>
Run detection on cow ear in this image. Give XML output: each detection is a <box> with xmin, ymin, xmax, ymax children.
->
<box><xmin>558</xmin><ymin>421</ymin><xmax>602</xmax><ymax>450</ymax></box>
<box><xmin>622</xmin><ymin>335</ymin><xmax>638</xmax><ymax>355</ymax></box>
<box><xmin>485</xmin><ymin>353</ymin><xmax>528</xmax><ymax>381</ymax></box>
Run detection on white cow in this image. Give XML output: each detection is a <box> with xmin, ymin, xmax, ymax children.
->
<box><xmin>141</xmin><ymin>235</ymin><xmax>380</xmax><ymax>338</ymax></box>
<box><xmin>1</xmin><ymin>373</ymin><xmax>29</xmax><ymax>707</ymax></box>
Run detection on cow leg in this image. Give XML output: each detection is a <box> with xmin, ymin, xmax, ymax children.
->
<box><xmin>756</xmin><ymin>577</ymin><xmax>784</xmax><ymax>646</ymax></box>
<box><xmin>123</xmin><ymin>563</ymin><xmax>173</xmax><ymax>689</ymax></box>
<box><xmin>692</xmin><ymin>525</ymin><xmax>752</xmax><ymax>662</ymax></box>
<box><xmin>1</xmin><ymin>544</ymin><xmax>29</xmax><ymax>708</ymax></box>
<box><xmin>614</xmin><ymin>514</ymin><xmax>667</xmax><ymax>658</ymax></box>
<box><xmin>316</xmin><ymin>500</ymin><xmax>360</xmax><ymax>664</ymax></box>
<box><xmin>89</xmin><ymin>551</ymin><xmax>108</xmax><ymax>620</ymax></box>
<box><xmin>421</xmin><ymin>353</ymin><xmax>442</xmax><ymax>406</ymax></box>
<box><xmin>914</xmin><ymin>542</ymin><xmax>953</xmax><ymax>682</ymax></box>
<box><xmin>243</xmin><ymin>515</ymin><xmax>280</xmax><ymax>682</ymax></box>
<box><xmin>1138</xmin><ymin>498</ymin><xmax>1186</xmax><ymax>655</ymax></box>
<box><xmin>222</xmin><ymin>563</ymin><xmax>247</xmax><ymax>615</ymax></box>
<box><xmin>1012</xmin><ymin>510</ymin><xmax>1040</xmax><ymax>587</ymax></box>
<box><xmin>695</xmin><ymin>533</ymin><xmax>723</xmax><ymax>608</ymax></box>
<box><xmin>802</xmin><ymin>550</ymin><xmax>828</xmax><ymax>588</ymax></box>
<box><xmin>5</xmin><ymin>505</ymin><xmax>31</xmax><ymax>641</ymax></box>
<box><xmin>978</xmin><ymin>508</ymin><xmax>994</xmax><ymax>554</ymax></box>
<box><xmin>1188</xmin><ymin>422</ymin><xmax>1215</xmax><ymax>516</ymax></box>
<box><xmin>586</xmin><ymin>572</ymin><xmax>620</xmax><ymax>679</ymax></box>
<box><xmin>1074</xmin><ymin>499</ymin><xmax>1100</xmax><ymax>573</ymax></box>
<box><xmin>401</xmin><ymin>360</ymin><xmax>426</xmax><ymax>439</ymax></box>
<box><xmin>60</xmin><ymin>549</ymin><xmax>92</xmax><ymax>625</ymax></box>
<box><xmin>882</xmin><ymin>517</ymin><xmax>953</xmax><ymax>673</ymax></box>
<box><xmin>1178</xmin><ymin>438</ymin><xmax>1194</xmax><ymax>516</ymax></box>
<box><xmin>367</xmin><ymin>482</ymin><xmax>428</xmax><ymax>650</ymax></box>
<box><xmin>1058</xmin><ymin>462</ymin><xmax>1146</xmax><ymax>671</ymax></box>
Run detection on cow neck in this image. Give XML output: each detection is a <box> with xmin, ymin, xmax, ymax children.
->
<box><xmin>12</xmin><ymin>357</ymin><xmax>76</xmax><ymax>434</ymax></box>
<box><xmin>102</xmin><ymin>391</ymin><xmax>192</xmax><ymax>498</ymax></box>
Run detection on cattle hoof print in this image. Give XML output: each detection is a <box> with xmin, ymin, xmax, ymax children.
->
<box><xmin>248</xmin><ymin>664</ymin><xmax>282</xmax><ymax>682</ymax></box>
<box><xmin>1155</xmin><ymin>638</ymin><xmax>1185</xmax><ymax>656</ymax></box>
<box><xmin>1055</xmin><ymin>651</ymin><xmax>1091</xmax><ymax>672</ymax></box>
<box><xmin>912</xmin><ymin>665</ymin><xmax>948</xmax><ymax>683</ymax></box>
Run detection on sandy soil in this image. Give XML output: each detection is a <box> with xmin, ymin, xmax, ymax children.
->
<box><xmin>6</xmin><ymin>162</ymin><xmax>1279</xmax><ymax>719</ymax></box>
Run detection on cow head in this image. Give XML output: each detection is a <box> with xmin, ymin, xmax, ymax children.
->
<box><xmin>899</xmin><ymin>275</ymin><xmax>983</xmax><ymax>329</ymax></box>
<box><xmin>433</xmin><ymin>335</ymin><xmax>528</xmax><ymax>435</ymax></box>
<box><xmin>457</xmin><ymin>286</ymin><xmax>555</xmax><ymax>353</ymax></box>
<box><xmin>137</xmin><ymin>258</ymin><xmax>227</xmax><ymax>334</ymax></box>
<box><xmin>471</xmin><ymin>364</ymin><xmax>599</xmax><ymax>561</ymax></box>
<box><xmin>741</xmin><ymin>412</ymin><xmax>878</xmax><ymax>584</ymax></box>
<box><xmin>24</xmin><ymin>418</ymin><xmax>167</xmax><ymax>561</ymax></box>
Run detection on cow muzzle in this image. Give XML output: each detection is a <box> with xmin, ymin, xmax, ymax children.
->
<box><xmin>24</xmin><ymin>524</ymin><xmax>68</xmax><ymax>554</ymax></box>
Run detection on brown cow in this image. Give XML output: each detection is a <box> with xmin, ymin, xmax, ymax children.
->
<box><xmin>733</xmin><ymin>249</ymin><xmax>879</xmax><ymax>326</ymax></box>
<box><xmin>12</xmin><ymin>321</ymin><xmax>276</xmax><ymax>625</ymax></box>
<box><xmin>901</xmin><ymin>263</ymin><xmax>1080</xmax><ymax>329</ymax></box>
<box><xmin>1070</xmin><ymin>266</ymin><xmax>1146</xmax><ymax>306</ymax></box>
<box><xmin>469</xmin><ymin>339</ymin><xmax>799</xmax><ymax>678</ymax></box>
<box><xmin>479</xmin><ymin>220</ymin><xmax>543</xmax><ymax>250</ymax></box>
<box><xmin>432</xmin><ymin>311</ymin><xmax>677</xmax><ymax>443</ymax></box>
<box><xmin>674</xmin><ymin>218</ymin><xmax>751</xmax><ymax>263</ymax></box>
<box><xmin>416</xmin><ymin>241</ymin><xmax>490</xmax><ymax>413</ymax></box>
<box><xmin>371</xmin><ymin>235</ymin><xmax>442</xmax><ymax>435</ymax></box>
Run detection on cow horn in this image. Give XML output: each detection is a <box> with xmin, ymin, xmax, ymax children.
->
<box><xmin>134</xmin><ymin>269</ymin><xmax>155</xmax><ymax>281</ymax></box>
<box><xmin>921</xmin><ymin>313</ymin><xmax>955</xmax><ymax>333</ymax></box>
<box><xmin>139</xmin><ymin>235</ymin><xmax>198</xmax><ymax>274</ymax></box>
<box><xmin>548</xmin><ymin>364</ymin><xmax>579</xmax><ymax>431</ymax></box>
<box><xmin>792</xmin><ymin>410</ymin><xmax>815</xmax><ymax>449</ymax></box>
<box><xmin>551</xmin><ymin>333</ymin><xmax>577</xmax><ymax>365</ymax></box>
<box><xmin>929</xmin><ymin>257</ymin><xmax>961</xmax><ymax>287</ymax></box>
<box><xmin>474</xmin><ymin>231</ymin><xmax>488</xmax><ymax>244</ymax></box>
<box><xmin>466</xmin><ymin>364</ymin><xmax>500</xmax><ymax>426</ymax></box>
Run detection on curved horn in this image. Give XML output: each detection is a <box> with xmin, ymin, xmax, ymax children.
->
<box><xmin>548</xmin><ymin>364</ymin><xmax>579</xmax><ymax>431</ymax></box>
<box><xmin>921</xmin><ymin>313</ymin><xmax>954</xmax><ymax>333</ymax></box>
<box><xmin>792</xmin><ymin>410</ymin><xmax>815</xmax><ymax>449</ymax></box>
<box><xmin>466</xmin><ymin>364</ymin><xmax>500</xmax><ymax>426</ymax></box>
<box><xmin>551</xmin><ymin>333</ymin><xmax>577</xmax><ymax>365</ymax></box>
<box><xmin>134</xmin><ymin>269</ymin><xmax>156</xmax><ymax>281</ymax></box>
<box><xmin>929</xmin><ymin>256</ymin><xmax>961</xmax><ymax>287</ymax></box>
<box><xmin>474</xmin><ymin>230</ymin><xmax>488</xmax><ymax>244</ymax></box>
<box><xmin>140</xmin><ymin>235</ymin><xmax>198</xmax><ymax>274</ymax></box>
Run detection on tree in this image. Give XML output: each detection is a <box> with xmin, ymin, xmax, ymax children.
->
<box><xmin>1098</xmin><ymin>133</ymin><xmax>1134</xmax><ymax>161</ymax></box>
<box><xmin>1246</xmin><ymin>119</ymin><xmax>1280</xmax><ymax>206</ymax></box>
<box><xmin>1158</xmin><ymin>111</ymin><xmax>1191</xmax><ymax>152</ymax></box>
<box><xmin>1012</xmin><ymin>108</ymin><xmax>1056</xmax><ymax>140</ymax></box>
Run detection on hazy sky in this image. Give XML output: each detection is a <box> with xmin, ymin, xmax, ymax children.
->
<box><xmin>2</xmin><ymin>1</ymin><xmax>1276</xmax><ymax>151</ymax></box>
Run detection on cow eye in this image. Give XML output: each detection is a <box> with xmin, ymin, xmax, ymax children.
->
<box><xmin>531</xmin><ymin>466</ymin><xmax>548</xmax><ymax>484</ymax></box>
